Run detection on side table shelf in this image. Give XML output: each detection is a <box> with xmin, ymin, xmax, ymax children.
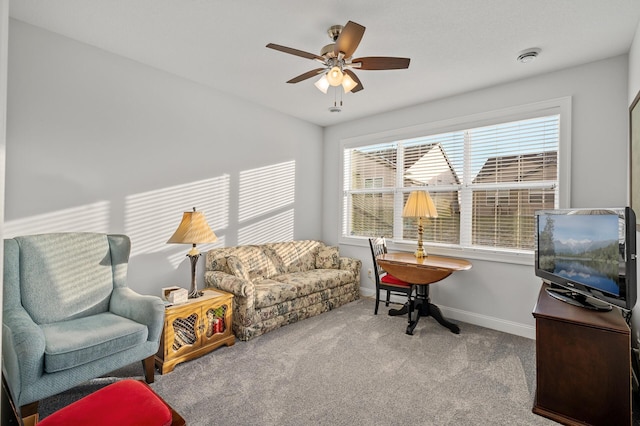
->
<box><xmin>155</xmin><ymin>289</ymin><xmax>235</xmax><ymax>374</ymax></box>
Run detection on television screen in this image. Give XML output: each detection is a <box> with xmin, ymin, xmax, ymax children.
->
<box><xmin>537</xmin><ymin>212</ymin><xmax>620</xmax><ymax>296</ymax></box>
<box><xmin>534</xmin><ymin>207</ymin><xmax>636</xmax><ymax>311</ymax></box>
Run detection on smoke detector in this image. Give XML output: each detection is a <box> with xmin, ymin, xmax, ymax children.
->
<box><xmin>517</xmin><ymin>48</ymin><xmax>541</xmax><ymax>63</ymax></box>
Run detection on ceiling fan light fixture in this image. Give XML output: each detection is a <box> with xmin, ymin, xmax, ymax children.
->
<box><xmin>314</xmin><ymin>74</ymin><xmax>330</xmax><ymax>94</ymax></box>
<box><xmin>326</xmin><ymin>66</ymin><xmax>344</xmax><ymax>86</ymax></box>
<box><xmin>341</xmin><ymin>73</ymin><xmax>358</xmax><ymax>93</ymax></box>
<box><xmin>267</xmin><ymin>20</ymin><xmax>411</xmax><ymax>96</ymax></box>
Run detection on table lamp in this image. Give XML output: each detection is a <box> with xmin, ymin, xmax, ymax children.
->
<box><xmin>167</xmin><ymin>207</ymin><xmax>217</xmax><ymax>298</ymax></box>
<box><xmin>402</xmin><ymin>190</ymin><xmax>438</xmax><ymax>258</ymax></box>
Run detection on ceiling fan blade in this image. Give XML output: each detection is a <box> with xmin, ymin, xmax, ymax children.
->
<box><xmin>344</xmin><ymin>69</ymin><xmax>364</xmax><ymax>93</ymax></box>
<box><xmin>266</xmin><ymin>43</ymin><xmax>325</xmax><ymax>61</ymax></box>
<box><xmin>286</xmin><ymin>68</ymin><xmax>326</xmax><ymax>84</ymax></box>
<box><xmin>334</xmin><ymin>21</ymin><xmax>365</xmax><ymax>58</ymax></box>
<box><xmin>352</xmin><ymin>56</ymin><xmax>411</xmax><ymax>70</ymax></box>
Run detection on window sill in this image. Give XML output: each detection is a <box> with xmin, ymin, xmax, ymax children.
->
<box><xmin>339</xmin><ymin>236</ymin><xmax>534</xmax><ymax>266</ymax></box>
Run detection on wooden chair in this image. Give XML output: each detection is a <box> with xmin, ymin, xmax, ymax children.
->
<box><xmin>368</xmin><ymin>237</ymin><xmax>415</xmax><ymax>315</ymax></box>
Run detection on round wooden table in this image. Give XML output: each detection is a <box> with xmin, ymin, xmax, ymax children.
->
<box><xmin>376</xmin><ymin>252</ymin><xmax>472</xmax><ymax>335</ymax></box>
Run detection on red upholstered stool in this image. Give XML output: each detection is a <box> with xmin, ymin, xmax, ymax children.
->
<box><xmin>38</xmin><ymin>379</ymin><xmax>185</xmax><ymax>426</ymax></box>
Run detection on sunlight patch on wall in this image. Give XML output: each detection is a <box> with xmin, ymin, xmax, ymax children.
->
<box><xmin>3</xmin><ymin>201</ymin><xmax>110</xmax><ymax>238</ymax></box>
<box><xmin>125</xmin><ymin>175</ymin><xmax>230</xmax><ymax>258</ymax></box>
<box><xmin>238</xmin><ymin>209</ymin><xmax>294</xmax><ymax>245</ymax></box>
<box><xmin>238</xmin><ymin>161</ymin><xmax>295</xmax><ymax>222</ymax></box>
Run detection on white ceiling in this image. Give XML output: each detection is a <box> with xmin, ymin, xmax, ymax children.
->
<box><xmin>9</xmin><ymin>1</ymin><xmax>640</xmax><ymax>127</ymax></box>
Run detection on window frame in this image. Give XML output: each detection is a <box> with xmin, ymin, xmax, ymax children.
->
<box><xmin>338</xmin><ymin>97</ymin><xmax>572</xmax><ymax>265</ymax></box>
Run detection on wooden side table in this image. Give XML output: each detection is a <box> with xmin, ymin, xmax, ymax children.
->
<box><xmin>155</xmin><ymin>289</ymin><xmax>235</xmax><ymax>374</ymax></box>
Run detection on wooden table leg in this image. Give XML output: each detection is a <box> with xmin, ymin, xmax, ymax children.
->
<box><xmin>406</xmin><ymin>285</ymin><xmax>460</xmax><ymax>335</ymax></box>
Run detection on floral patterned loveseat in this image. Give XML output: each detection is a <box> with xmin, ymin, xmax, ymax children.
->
<box><xmin>204</xmin><ymin>240</ymin><xmax>361</xmax><ymax>341</ymax></box>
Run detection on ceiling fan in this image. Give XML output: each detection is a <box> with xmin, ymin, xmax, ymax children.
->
<box><xmin>266</xmin><ymin>21</ymin><xmax>410</xmax><ymax>94</ymax></box>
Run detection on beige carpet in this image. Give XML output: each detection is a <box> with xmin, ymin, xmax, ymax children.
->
<box><xmin>40</xmin><ymin>298</ymin><xmax>556</xmax><ymax>425</ymax></box>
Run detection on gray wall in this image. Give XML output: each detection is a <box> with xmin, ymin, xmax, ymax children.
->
<box><xmin>5</xmin><ymin>17</ymin><xmax>638</xmax><ymax>340</ymax></box>
<box><xmin>6</xmin><ymin>20</ymin><xmax>324</xmax><ymax>296</ymax></box>
<box><xmin>323</xmin><ymin>55</ymin><xmax>630</xmax><ymax>338</ymax></box>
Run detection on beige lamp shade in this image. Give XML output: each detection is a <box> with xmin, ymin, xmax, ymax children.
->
<box><xmin>167</xmin><ymin>207</ymin><xmax>217</xmax><ymax>299</ymax></box>
<box><xmin>402</xmin><ymin>190</ymin><xmax>438</xmax><ymax>218</ymax></box>
<box><xmin>167</xmin><ymin>209</ymin><xmax>218</xmax><ymax>245</ymax></box>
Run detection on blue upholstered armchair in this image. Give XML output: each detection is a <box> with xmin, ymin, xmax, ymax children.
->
<box><xmin>2</xmin><ymin>233</ymin><xmax>165</xmax><ymax>424</ymax></box>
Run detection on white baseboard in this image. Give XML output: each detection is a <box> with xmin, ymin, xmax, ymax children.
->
<box><xmin>359</xmin><ymin>286</ymin><xmax>536</xmax><ymax>340</ymax></box>
<box><xmin>438</xmin><ymin>305</ymin><xmax>536</xmax><ymax>340</ymax></box>
<box><xmin>360</xmin><ymin>287</ymin><xmax>375</xmax><ymax>298</ymax></box>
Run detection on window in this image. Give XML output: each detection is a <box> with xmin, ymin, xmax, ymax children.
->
<box><xmin>342</xmin><ymin>106</ymin><xmax>564</xmax><ymax>254</ymax></box>
<box><xmin>364</xmin><ymin>177</ymin><xmax>383</xmax><ymax>189</ymax></box>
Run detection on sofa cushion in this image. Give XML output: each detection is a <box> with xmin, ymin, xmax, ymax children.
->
<box><xmin>315</xmin><ymin>246</ymin><xmax>340</xmax><ymax>269</ymax></box>
<box><xmin>235</xmin><ymin>247</ymin><xmax>278</xmax><ymax>280</ymax></box>
<box><xmin>227</xmin><ymin>256</ymin><xmax>250</xmax><ymax>281</ymax></box>
<box><xmin>255</xmin><ymin>283</ymin><xmax>358</xmax><ymax>323</ymax></box>
<box><xmin>40</xmin><ymin>312</ymin><xmax>148</xmax><ymax>373</ymax></box>
<box><xmin>254</xmin><ymin>279</ymin><xmax>299</xmax><ymax>308</ymax></box>
<box><xmin>263</xmin><ymin>241</ymin><xmax>322</xmax><ymax>273</ymax></box>
<box><xmin>291</xmin><ymin>241</ymin><xmax>321</xmax><ymax>272</ymax></box>
<box><xmin>273</xmin><ymin>269</ymin><xmax>357</xmax><ymax>298</ymax></box>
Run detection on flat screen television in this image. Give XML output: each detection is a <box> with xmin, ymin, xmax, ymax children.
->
<box><xmin>534</xmin><ymin>207</ymin><xmax>637</xmax><ymax>312</ymax></box>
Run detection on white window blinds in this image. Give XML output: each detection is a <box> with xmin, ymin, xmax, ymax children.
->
<box><xmin>343</xmin><ymin>144</ymin><xmax>397</xmax><ymax>238</ymax></box>
<box><xmin>467</xmin><ymin>116</ymin><xmax>559</xmax><ymax>250</ymax></box>
<box><xmin>343</xmin><ymin>113</ymin><xmax>559</xmax><ymax>252</ymax></box>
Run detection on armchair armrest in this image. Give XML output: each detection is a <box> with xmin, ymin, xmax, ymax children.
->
<box><xmin>109</xmin><ymin>288</ymin><xmax>165</xmax><ymax>343</ymax></box>
<box><xmin>2</xmin><ymin>308</ymin><xmax>46</xmax><ymax>392</ymax></box>
<box><xmin>204</xmin><ymin>271</ymin><xmax>255</xmax><ymax>312</ymax></box>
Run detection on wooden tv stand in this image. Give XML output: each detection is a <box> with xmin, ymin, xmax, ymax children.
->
<box><xmin>532</xmin><ymin>283</ymin><xmax>631</xmax><ymax>425</ymax></box>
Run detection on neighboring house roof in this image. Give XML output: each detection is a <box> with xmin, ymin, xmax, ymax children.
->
<box><xmin>404</xmin><ymin>143</ymin><xmax>461</xmax><ymax>186</ymax></box>
<box><xmin>473</xmin><ymin>151</ymin><xmax>557</xmax><ymax>184</ymax></box>
<box><xmin>354</xmin><ymin>146</ymin><xmax>397</xmax><ymax>170</ymax></box>
<box><xmin>353</xmin><ymin>142</ymin><xmax>461</xmax><ymax>187</ymax></box>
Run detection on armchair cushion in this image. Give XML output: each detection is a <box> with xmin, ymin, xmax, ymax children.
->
<box><xmin>41</xmin><ymin>312</ymin><xmax>148</xmax><ymax>373</ymax></box>
<box><xmin>15</xmin><ymin>233</ymin><xmax>115</xmax><ymax>324</ymax></box>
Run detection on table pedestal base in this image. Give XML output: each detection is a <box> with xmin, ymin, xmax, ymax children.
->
<box><xmin>388</xmin><ymin>285</ymin><xmax>460</xmax><ymax>335</ymax></box>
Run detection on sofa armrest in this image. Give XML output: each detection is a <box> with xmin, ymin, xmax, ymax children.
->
<box><xmin>109</xmin><ymin>288</ymin><xmax>165</xmax><ymax>343</ymax></box>
<box><xmin>2</xmin><ymin>308</ymin><xmax>46</xmax><ymax>392</ymax></box>
<box><xmin>204</xmin><ymin>271</ymin><xmax>255</xmax><ymax>311</ymax></box>
<box><xmin>339</xmin><ymin>256</ymin><xmax>362</xmax><ymax>277</ymax></box>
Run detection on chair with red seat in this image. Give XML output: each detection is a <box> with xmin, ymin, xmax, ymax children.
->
<box><xmin>368</xmin><ymin>237</ymin><xmax>415</xmax><ymax>315</ymax></box>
